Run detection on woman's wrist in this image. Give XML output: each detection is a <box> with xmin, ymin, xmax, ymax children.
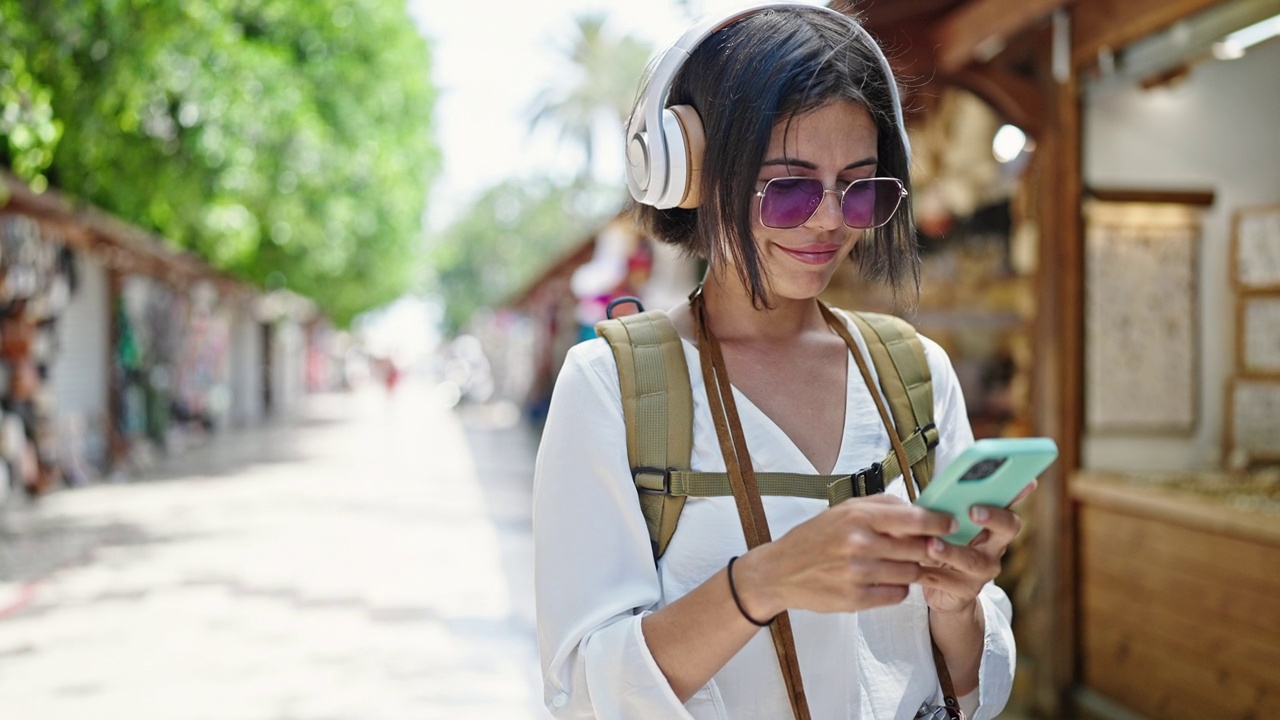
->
<box><xmin>929</xmin><ymin>596</ymin><xmax>980</xmax><ymax>618</ymax></box>
<box><xmin>928</xmin><ymin>598</ymin><xmax>985</xmax><ymax>696</ymax></box>
<box><xmin>727</xmin><ymin>556</ymin><xmax>771</xmax><ymax>626</ymax></box>
<box><xmin>729</xmin><ymin>546</ymin><xmax>785</xmax><ymax>622</ymax></box>
<box><xmin>929</xmin><ymin>596</ymin><xmax>983</xmax><ymax>628</ymax></box>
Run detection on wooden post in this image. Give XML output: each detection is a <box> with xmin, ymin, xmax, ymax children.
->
<box><xmin>1026</xmin><ymin>10</ymin><xmax>1085</xmax><ymax>717</ymax></box>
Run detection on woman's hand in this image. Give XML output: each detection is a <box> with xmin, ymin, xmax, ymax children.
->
<box><xmin>917</xmin><ymin>480</ymin><xmax>1036</xmax><ymax>614</ymax></box>
<box><xmin>732</xmin><ymin>494</ymin><xmax>956</xmax><ymax>620</ymax></box>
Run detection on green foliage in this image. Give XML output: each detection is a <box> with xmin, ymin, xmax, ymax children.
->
<box><xmin>428</xmin><ymin>178</ymin><xmax>620</xmax><ymax>335</ymax></box>
<box><xmin>0</xmin><ymin>0</ymin><xmax>439</xmax><ymax>326</ymax></box>
<box><xmin>528</xmin><ymin>13</ymin><xmax>652</xmax><ymax>175</ymax></box>
<box><xmin>424</xmin><ymin>13</ymin><xmax>650</xmax><ymax>336</ymax></box>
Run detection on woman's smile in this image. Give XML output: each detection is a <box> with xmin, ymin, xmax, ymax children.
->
<box><xmin>774</xmin><ymin>241</ymin><xmax>844</xmax><ymax>265</ymax></box>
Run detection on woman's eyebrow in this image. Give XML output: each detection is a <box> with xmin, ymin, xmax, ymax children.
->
<box><xmin>760</xmin><ymin>157</ymin><xmax>878</xmax><ymax>170</ymax></box>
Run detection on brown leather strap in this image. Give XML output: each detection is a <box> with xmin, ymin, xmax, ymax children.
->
<box><xmin>931</xmin><ymin>636</ymin><xmax>964</xmax><ymax>719</ymax></box>
<box><xmin>694</xmin><ymin>295</ymin><xmax>811</xmax><ymax>720</ymax></box>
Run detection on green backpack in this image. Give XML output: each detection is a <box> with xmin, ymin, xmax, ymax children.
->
<box><xmin>595</xmin><ymin>305</ymin><xmax>940</xmax><ymax>559</ymax></box>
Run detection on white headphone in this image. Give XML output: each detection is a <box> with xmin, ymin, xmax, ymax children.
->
<box><xmin>624</xmin><ymin>2</ymin><xmax>911</xmax><ymax>210</ymax></box>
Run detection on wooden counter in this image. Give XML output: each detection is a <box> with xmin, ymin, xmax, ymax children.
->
<box><xmin>1071</xmin><ymin>471</ymin><xmax>1280</xmax><ymax>720</ymax></box>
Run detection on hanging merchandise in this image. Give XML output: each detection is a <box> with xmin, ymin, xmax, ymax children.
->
<box><xmin>0</xmin><ymin>413</ymin><xmax>24</xmax><ymax>466</ymax></box>
<box><xmin>0</xmin><ymin>213</ymin><xmax>83</xmax><ymax>495</ymax></box>
<box><xmin>173</xmin><ymin>282</ymin><xmax>232</xmax><ymax>433</ymax></box>
<box><xmin>0</xmin><ymin>214</ymin><xmax>41</xmax><ymax>303</ymax></box>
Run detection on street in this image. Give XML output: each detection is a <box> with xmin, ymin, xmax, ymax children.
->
<box><xmin>0</xmin><ymin>381</ymin><xmax>551</xmax><ymax>720</ymax></box>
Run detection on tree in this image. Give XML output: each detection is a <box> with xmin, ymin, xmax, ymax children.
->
<box><xmin>528</xmin><ymin>14</ymin><xmax>651</xmax><ymax>179</ymax></box>
<box><xmin>0</xmin><ymin>0</ymin><xmax>439</xmax><ymax>326</ymax></box>
<box><xmin>428</xmin><ymin>13</ymin><xmax>650</xmax><ymax>334</ymax></box>
<box><xmin>427</xmin><ymin>178</ymin><xmax>617</xmax><ymax>335</ymax></box>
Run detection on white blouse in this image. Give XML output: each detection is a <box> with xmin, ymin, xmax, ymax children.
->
<box><xmin>533</xmin><ymin>312</ymin><xmax>1015</xmax><ymax>719</ymax></box>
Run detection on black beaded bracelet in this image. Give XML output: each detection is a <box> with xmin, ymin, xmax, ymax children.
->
<box><xmin>726</xmin><ymin>556</ymin><xmax>772</xmax><ymax>627</ymax></box>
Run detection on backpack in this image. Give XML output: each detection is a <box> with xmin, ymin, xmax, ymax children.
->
<box><xmin>595</xmin><ymin>304</ymin><xmax>940</xmax><ymax>559</ymax></box>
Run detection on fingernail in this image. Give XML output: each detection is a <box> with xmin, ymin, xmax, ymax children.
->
<box><xmin>971</xmin><ymin>506</ymin><xmax>989</xmax><ymax>522</ymax></box>
<box><xmin>931</xmin><ymin>538</ymin><xmax>946</xmax><ymax>553</ymax></box>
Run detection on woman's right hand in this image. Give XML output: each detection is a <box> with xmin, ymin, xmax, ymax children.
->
<box><xmin>730</xmin><ymin>494</ymin><xmax>957</xmax><ymax>619</ymax></box>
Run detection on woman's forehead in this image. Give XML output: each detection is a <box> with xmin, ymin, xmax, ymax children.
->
<box><xmin>765</xmin><ymin>100</ymin><xmax>879</xmax><ymax>163</ymax></box>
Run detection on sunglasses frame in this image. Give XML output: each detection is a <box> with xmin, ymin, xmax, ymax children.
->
<box><xmin>754</xmin><ymin>176</ymin><xmax>909</xmax><ymax>230</ymax></box>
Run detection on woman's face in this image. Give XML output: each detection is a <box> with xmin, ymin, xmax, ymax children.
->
<box><xmin>748</xmin><ymin>99</ymin><xmax>879</xmax><ymax>303</ymax></box>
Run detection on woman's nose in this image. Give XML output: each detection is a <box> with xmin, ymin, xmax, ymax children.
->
<box><xmin>804</xmin><ymin>188</ymin><xmax>844</xmax><ymax>230</ymax></box>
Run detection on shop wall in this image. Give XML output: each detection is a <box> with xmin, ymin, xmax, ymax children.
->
<box><xmin>1082</xmin><ymin>40</ymin><xmax>1280</xmax><ymax>471</ymax></box>
<box><xmin>50</xmin><ymin>252</ymin><xmax>110</xmax><ymax>469</ymax></box>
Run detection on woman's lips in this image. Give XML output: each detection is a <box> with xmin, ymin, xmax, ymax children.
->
<box><xmin>777</xmin><ymin>244</ymin><xmax>842</xmax><ymax>265</ymax></box>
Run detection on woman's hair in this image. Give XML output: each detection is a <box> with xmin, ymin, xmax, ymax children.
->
<box><xmin>628</xmin><ymin>7</ymin><xmax>919</xmax><ymax>306</ymax></box>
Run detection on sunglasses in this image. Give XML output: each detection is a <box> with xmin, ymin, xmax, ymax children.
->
<box><xmin>755</xmin><ymin>177</ymin><xmax>908</xmax><ymax>230</ymax></box>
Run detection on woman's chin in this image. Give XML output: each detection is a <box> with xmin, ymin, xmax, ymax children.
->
<box><xmin>768</xmin><ymin>271</ymin><xmax>838</xmax><ymax>303</ymax></box>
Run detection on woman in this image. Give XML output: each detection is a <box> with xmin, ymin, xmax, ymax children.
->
<box><xmin>533</xmin><ymin>5</ymin><xmax>1023</xmax><ymax>719</ymax></box>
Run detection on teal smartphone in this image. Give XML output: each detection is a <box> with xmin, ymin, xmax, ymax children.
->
<box><xmin>914</xmin><ymin>437</ymin><xmax>1059</xmax><ymax>545</ymax></box>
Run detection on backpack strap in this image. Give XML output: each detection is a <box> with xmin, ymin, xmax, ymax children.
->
<box><xmin>596</xmin><ymin>306</ymin><xmax>940</xmax><ymax>557</ymax></box>
<box><xmin>595</xmin><ymin>310</ymin><xmax>692</xmax><ymax>559</ymax></box>
<box><xmin>845</xmin><ymin>310</ymin><xmax>938</xmax><ymax>493</ymax></box>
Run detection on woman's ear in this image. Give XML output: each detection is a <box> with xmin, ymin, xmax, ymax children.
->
<box><xmin>668</xmin><ymin>105</ymin><xmax>706</xmax><ymax>209</ymax></box>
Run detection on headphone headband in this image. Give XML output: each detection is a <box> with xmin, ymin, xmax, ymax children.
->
<box><xmin>624</xmin><ymin>2</ymin><xmax>911</xmax><ymax>208</ymax></box>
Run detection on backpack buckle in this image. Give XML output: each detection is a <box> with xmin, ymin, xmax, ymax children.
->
<box><xmin>634</xmin><ymin>466</ymin><xmax>673</xmax><ymax>495</ymax></box>
<box><xmin>855</xmin><ymin>463</ymin><xmax>885</xmax><ymax>496</ymax></box>
<box><xmin>917</xmin><ymin>422</ymin><xmax>940</xmax><ymax>449</ymax></box>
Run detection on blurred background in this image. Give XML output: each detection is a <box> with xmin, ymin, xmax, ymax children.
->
<box><xmin>0</xmin><ymin>0</ymin><xmax>1277</xmax><ymax>718</ymax></box>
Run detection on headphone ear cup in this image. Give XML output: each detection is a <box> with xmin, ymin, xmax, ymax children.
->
<box><xmin>656</xmin><ymin>108</ymin><xmax>688</xmax><ymax>209</ymax></box>
<box><xmin>667</xmin><ymin>105</ymin><xmax>705</xmax><ymax>209</ymax></box>
<box><xmin>625</xmin><ymin>130</ymin><xmax>654</xmax><ymax>204</ymax></box>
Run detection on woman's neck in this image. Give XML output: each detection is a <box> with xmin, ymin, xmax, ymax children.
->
<box><xmin>698</xmin><ymin>268</ymin><xmax>828</xmax><ymax>344</ymax></box>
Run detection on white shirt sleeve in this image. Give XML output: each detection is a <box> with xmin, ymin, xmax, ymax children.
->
<box><xmin>922</xmin><ymin>336</ymin><xmax>1017</xmax><ymax>720</ymax></box>
<box><xmin>532</xmin><ymin>340</ymin><xmax>694</xmax><ymax>719</ymax></box>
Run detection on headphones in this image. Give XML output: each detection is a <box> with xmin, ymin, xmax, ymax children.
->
<box><xmin>624</xmin><ymin>2</ymin><xmax>911</xmax><ymax>211</ymax></box>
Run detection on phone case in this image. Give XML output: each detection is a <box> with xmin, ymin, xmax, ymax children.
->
<box><xmin>914</xmin><ymin>437</ymin><xmax>1059</xmax><ymax>545</ymax></box>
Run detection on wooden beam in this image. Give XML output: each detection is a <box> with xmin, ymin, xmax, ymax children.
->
<box><xmin>1087</xmin><ymin>187</ymin><xmax>1216</xmax><ymax>206</ymax></box>
<box><xmin>933</xmin><ymin>0</ymin><xmax>1073</xmax><ymax>76</ymax></box>
<box><xmin>1055</xmin><ymin>60</ymin><xmax>1085</xmax><ymax>720</ymax></box>
<box><xmin>1024</xmin><ymin>20</ymin><xmax>1084</xmax><ymax>716</ymax></box>
<box><xmin>2</xmin><ymin>172</ymin><xmax>250</xmax><ymax>292</ymax></box>
<box><xmin>1071</xmin><ymin>0</ymin><xmax>1224</xmax><ymax>69</ymax></box>
<box><xmin>951</xmin><ymin>66</ymin><xmax>1044</xmax><ymax>134</ymax></box>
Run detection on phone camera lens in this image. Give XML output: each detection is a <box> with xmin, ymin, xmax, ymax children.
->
<box><xmin>959</xmin><ymin>457</ymin><xmax>1008</xmax><ymax>482</ymax></box>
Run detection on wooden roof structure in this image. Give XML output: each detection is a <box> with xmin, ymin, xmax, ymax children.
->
<box><xmin>2</xmin><ymin>172</ymin><xmax>256</xmax><ymax>301</ymax></box>
<box><xmin>849</xmin><ymin>0</ymin><xmax>1237</xmax><ymax>131</ymax></box>
<box><xmin>846</xmin><ymin>1</ymin><xmax>1237</xmax><ymax>715</ymax></box>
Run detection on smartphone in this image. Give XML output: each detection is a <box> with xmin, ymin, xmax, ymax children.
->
<box><xmin>914</xmin><ymin>437</ymin><xmax>1059</xmax><ymax>545</ymax></box>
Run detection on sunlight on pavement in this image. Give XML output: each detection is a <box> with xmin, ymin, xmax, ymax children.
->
<box><xmin>0</xmin><ymin>381</ymin><xmax>549</xmax><ymax>720</ymax></box>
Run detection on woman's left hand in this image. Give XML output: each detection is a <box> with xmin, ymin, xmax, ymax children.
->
<box><xmin>917</xmin><ymin>480</ymin><xmax>1036</xmax><ymax>613</ymax></box>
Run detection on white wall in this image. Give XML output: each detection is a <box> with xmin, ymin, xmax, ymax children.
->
<box><xmin>271</xmin><ymin>320</ymin><xmax>306</xmax><ymax>417</ymax></box>
<box><xmin>1082</xmin><ymin>40</ymin><xmax>1280</xmax><ymax>472</ymax></box>
<box><xmin>50</xmin><ymin>252</ymin><xmax>111</xmax><ymax>468</ymax></box>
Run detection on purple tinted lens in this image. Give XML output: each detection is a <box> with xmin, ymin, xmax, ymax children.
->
<box><xmin>842</xmin><ymin>179</ymin><xmax>902</xmax><ymax>229</ymax></box>
<box><xmin>760</xmin><ymin>178</ymin><xmax>824</xmax><ymax>228</ymax></box>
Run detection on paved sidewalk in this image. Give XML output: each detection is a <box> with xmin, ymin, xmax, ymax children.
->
<box><xmin>0</xmin><ymin>381</ymin><xmax>552</xmax><ymax>720</ymax></box>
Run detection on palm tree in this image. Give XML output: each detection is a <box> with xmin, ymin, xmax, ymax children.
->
<box><xmin>528</xmin><ymin>14</ymin><xmax>652</xmax><ymax>180</ymax></box>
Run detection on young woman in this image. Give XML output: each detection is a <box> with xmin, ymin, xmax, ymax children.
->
<box><xmin>533</xmin><ymin>5</ymin><xmax>1024</xmax><ymax>718</ymax></box>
